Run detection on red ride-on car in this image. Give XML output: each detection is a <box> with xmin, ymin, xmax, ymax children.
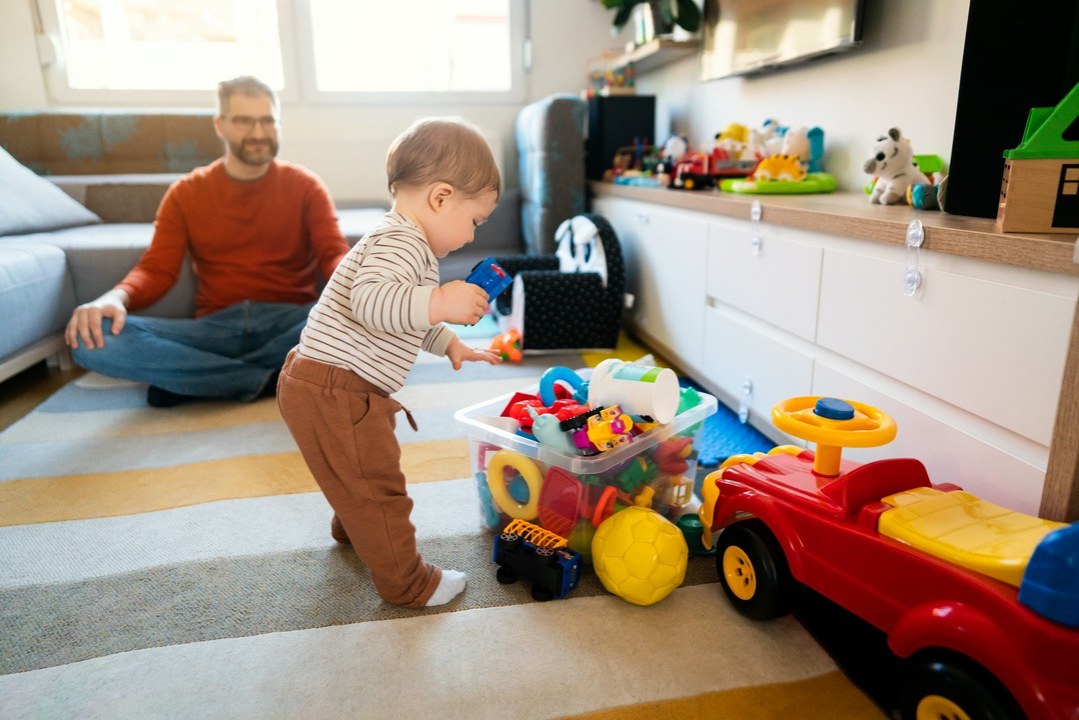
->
<box><xmin>699</xmin><ymin>396</ymin><xmax>1079</xmax><ymax>720</ymax></box>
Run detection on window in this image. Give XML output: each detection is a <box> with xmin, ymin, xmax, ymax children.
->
<box><xmin>34</xmin><ymin>0</ymin><xmax>525</xmax><ymax>105</ymax></box>
<box><xmin>308</xmin><ymin>0</ymin><xmax>511</xmax><ymax>93</ymax></box>
<box><xmin>36</xmin><ymin>0</ymin><xmax>286</xmax><ymax>102</ymax></box>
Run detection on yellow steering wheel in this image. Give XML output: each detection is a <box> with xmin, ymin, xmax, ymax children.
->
<box><xmin>771</xmin><ymin>396</ymin><xmax>897</xmax><ymax>477</ymax></box>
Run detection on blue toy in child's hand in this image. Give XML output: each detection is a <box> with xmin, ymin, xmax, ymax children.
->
<box><xmin>466</xmin><ymin>257</ymin><xmax>513</xmax><ymax>300</ymax></box>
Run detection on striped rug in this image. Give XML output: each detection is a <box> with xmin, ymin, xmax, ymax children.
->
<box><xmin>0</xmin><ymin>332</ymin><xmax>884</xmax><ymax>719</ymax></box>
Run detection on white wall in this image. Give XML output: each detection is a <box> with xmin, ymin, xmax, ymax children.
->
<box><xmin>638</xmin><ymin>0</ymin><xmax>970</xmax><ymax>191</ymax></box>
<box><xmin>0</xmin><ymin>0</ymin><xmax>970</xmax><ymax>200</ymax></box>
<box><xmin>0</xmin><ymin>0</ymin><xmax>624</xmax><ymax>204</ymax></box>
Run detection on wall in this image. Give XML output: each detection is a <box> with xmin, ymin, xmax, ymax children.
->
<box><xmin>0</xmin><ymin>1</ymin><xmax>971</xmax><ymax>200</ymax></box>
<box><xmin>0</xmin><ymin>0</ymin><xmax>625</xmax><ymax>204</ymax></box>
<box><xmin>637</xmin><ymin>0</ymin><xmax>970</xmax><ymax>192</ymax></box>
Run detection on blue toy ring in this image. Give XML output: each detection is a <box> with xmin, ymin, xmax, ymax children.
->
<box><xmin>539</xmin><ymin>366</ymin><xmax>583</xmax><ymax>406</ymax></box>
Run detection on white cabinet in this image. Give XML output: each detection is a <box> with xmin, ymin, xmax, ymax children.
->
<box><xmin>702</xmin><ymin>304</ymin><xmax>814</xmax><ymax>442</ymax></box>
<box><xmin>707</xmin><ymin>217</ymin><xmax>822</xmax><ymax>342</ymax></box>
<box><xmin>816</xmin><ymin>241</ymin><xmax>1075</xmax><ymax>447</ymax></box>
<box><xmin>593</xmin><ymin>196</ymin><xmax>709</xmax><ymax>374</ymax></box>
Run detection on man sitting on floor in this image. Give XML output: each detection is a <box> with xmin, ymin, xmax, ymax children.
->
<box><xmin>65</xmin><ymin>75</ymin><xmax>349</xmax><ymax>407</ymax></box>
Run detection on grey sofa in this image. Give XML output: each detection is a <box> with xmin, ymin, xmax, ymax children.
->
<box><xmin>0</xmin><ymin>145</ymin><xmax>388</xmax><ymax>385</ymax></box>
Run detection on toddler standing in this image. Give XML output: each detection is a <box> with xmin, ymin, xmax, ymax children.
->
<box><xmin>278</xmin><ymin>117</ymin><xmax>503</xmax><ymax>608</ymax></box>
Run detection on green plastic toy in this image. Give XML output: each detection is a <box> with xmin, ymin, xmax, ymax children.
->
<box><xmin>1004</xmin><ymin>80</ymin><xmax>1079</xmax><ymax>160</ymax></box>
<box><xmin>720</xmin><ymin>172</ymin><xmax>837</xmax><ymax>195</ymax></box>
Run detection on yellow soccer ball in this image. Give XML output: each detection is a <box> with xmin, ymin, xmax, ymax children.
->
<box><xmin>592</xmin><ymin>504</ymin><xmax>688</xmax><ymax>606</ymax></box>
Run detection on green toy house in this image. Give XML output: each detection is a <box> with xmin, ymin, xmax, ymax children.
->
<box><xmin>997</xmin><ymin>81</ymin><xmax>1079</xmax><ymax>234</ymax></box>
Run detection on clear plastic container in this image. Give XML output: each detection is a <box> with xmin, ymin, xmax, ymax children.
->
<box><xmin>454</xmin><ymin>372</ymin><xmax>717</xmax><ymax>558</ymax></box>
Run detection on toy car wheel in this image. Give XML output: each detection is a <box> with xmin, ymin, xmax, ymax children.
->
<box><xmin>899</xmin><ymin>653</ymin><xmax>1023</xmax><ymax>720</ymax></box>
<box><xmin>715</xmin><ymin>520</ymin><xmax>795</xmax><ymax>621</ymax></box>
<box><xmin>496</xmin><ymin>567</ymin><xmax>518</xmax><ymax>585</ymax></box>
<box><xmin>530</xmin><ymin>585</ymin><xmax>555</xmax><ymax>602</ymax></box>
<box><xmin>535</xmin><ymin>546</ymin><xmax>559</xmax><ymax>566</ymax></box>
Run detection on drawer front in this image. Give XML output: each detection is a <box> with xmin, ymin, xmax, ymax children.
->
<box><xmin>817</xmin><ymin>246</ymin><xmax>1076</xmax><ymax>446</ymax></box>
<box><xmin>706</xmin><ymin>219</ymin><xmax>822</xmax><ymax>341</ymax></box>
<box><xmin>703</xmin><ymin>305</ymin><xmax>814</xmax><ymax>432</ymax></box>
<box><xmin>813</xmin><ymin>362</ymin><xmax>1049</xmax><ymax>516</ymax></box>
<box><xmin>597</xmin><ymin>198</ymin><xmax>709</xmax><ymax>371</ymax></box>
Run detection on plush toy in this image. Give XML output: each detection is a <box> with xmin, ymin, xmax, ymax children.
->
<box><xmin>863</xmin><ymin>127</ymin><xmax>930</xmax><ymax>204</ymax></box>
<box><xmin>748</xmin><ymin>118</ymin><xmax>784</xmax><ymax>159</ymax></box>
<box><xmin>781</xmin><ymin>126</ymin><xmax>826</xmax><ymax>173</ymax></box>
<box><xmin>662</xmin><ymin>134</ymin><xmax>688</xmax><ymax>167</ymax></box>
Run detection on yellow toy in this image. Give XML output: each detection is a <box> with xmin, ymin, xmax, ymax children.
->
<box><xmin>585</xmin><ymin>405</ymin><xmax>634</xmax><ymax>452</ymax></box>
<box><xmin>591</xmin><ymin>489</ymin><xmax>688</xmax><ymax>606</ymax></box>
<box><xmin>750</xmin><ymin>153</ymin><xmax>806</xmax><ymax>182</ymax></box>
<box><xmin>485</xmin><ymin>449</ymin><xmax>543</xmax><ymax>521</ymax></box>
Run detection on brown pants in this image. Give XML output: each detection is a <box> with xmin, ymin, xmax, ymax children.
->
<box><xmin>277</xmin><ymin>350</ymin><xmax>440</xmax><ymax>608</ymax></box>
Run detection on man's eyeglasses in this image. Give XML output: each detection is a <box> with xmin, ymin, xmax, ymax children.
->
<box><xmin>227</xmin><ymin>116</ymin><xmax>279</xmax><ymax>131</ymax></box>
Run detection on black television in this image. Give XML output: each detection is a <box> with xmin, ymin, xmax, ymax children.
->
<box><xmin>700</xmin><ymin>0</ymin><xmax>865</xmax><ymax>81</ymax></box>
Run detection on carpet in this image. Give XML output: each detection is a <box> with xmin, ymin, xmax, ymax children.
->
<box><xmin>0</xmin><ymin>333</ymin><xmax>885</xmax><ymax>720</ymax></box>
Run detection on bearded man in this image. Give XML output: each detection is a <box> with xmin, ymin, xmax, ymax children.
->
<box><xmin>65</xmin><ymin>76</ymin><xmax>348</xmax><ymax>407</ymax></box>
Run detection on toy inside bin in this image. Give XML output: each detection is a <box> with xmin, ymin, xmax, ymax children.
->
<box><xmin>454</xmin><ymin>368</ymin><xmax>717</xmax><ymax>560</ymax></box>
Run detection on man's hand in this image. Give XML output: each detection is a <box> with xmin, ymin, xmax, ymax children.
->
<box><xmin>65</xmin><ymin>289</ymin><xmax>130</xmax><ymax>350</ymax></box>
<box><xmin>446</xmin><ymin>336</ymin><xmax>503</xmax><ymax>371</ymax></box>
<box><xmin>429</xmin><ymin>280</ymin><xmax>489</xmax><ymax>326</ymax></box>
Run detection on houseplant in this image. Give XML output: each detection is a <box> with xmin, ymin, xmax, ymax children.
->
<box><xmin>601</xmin><ymin>0</ymin><xmax>702</xmax><ymax>34</ymax></box>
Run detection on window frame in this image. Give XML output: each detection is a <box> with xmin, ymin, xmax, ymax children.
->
<box><xmin>33</xmin><ymin>0</ymin><xmax>528</xmax><ymax>107</ymax></box>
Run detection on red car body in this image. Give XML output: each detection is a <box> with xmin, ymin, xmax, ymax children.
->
<box><xmin>705</xmin><ymin>449</ymin><xmax>1079</xmax><ymax>719</ymax></box>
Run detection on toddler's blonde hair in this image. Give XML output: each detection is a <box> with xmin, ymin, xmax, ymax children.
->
<box><xmin>386</xmin><ymin>117</ymin><xmax>501</xmax><ymax>200</ymax></box>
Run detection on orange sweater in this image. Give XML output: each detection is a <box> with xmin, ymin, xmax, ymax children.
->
<box><xmin>117</xmin><ymin>159</ymin><xmax>349</xmax><ymax>317</ymax></box>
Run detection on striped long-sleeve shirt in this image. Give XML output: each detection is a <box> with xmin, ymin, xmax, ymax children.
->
<box><xmin>296</xmin><ymin>212</ymin><xmax>455</xmax><ymax>393</ymax></box>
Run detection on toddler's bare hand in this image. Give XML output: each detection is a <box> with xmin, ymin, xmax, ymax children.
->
<box><xmin>430</xmin><ymin>280</ymin><xmax>489</xmax><ymax>326</ymax></box>
<box><xmin>447</xmin><ymin>338</ymin><xmax>503</xmax><ymax>370</ymax></box>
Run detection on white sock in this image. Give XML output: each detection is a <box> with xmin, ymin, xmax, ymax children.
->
<box><xmin>425</xmin><ymin>569</ymin><xmax>467</xmax><ymax>607</ymax></box>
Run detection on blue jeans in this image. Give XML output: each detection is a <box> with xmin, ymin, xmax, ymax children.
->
<box><xmin>71</xmin><ymin>301</ymin><xmax>314</xmax><ymax>401</ymax></box>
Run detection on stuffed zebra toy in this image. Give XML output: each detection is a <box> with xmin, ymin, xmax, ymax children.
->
<box><xmin>864</xmin><ymin>127</ymin><xmax>929</xmax><ymax>205</ymax></box>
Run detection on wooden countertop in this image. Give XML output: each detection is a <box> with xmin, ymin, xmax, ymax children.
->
<box><xmin>590</xmin><ymin>182</ymin><xmax>1079</xmax><ymax>277</ymax></box>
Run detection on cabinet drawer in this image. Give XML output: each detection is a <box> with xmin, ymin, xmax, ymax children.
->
<box><xmin>703</xmin><ymin>305</ymin><xmax>814</xmax><ymax>432</ymax></box>
<box><xmin>817</xmin><ymin>246</ymin><xmax>1076</xmax><ymax>446</ymax></box>
<box><xmin>599</xmin><ymin>199</ymin><xmax>709</xmax><ymax>372</ymax></box>
<box><xmin>813</xmin><ymin>362</ymin><xmax>1048</xmax><ymax>516</ymax></box>
<box><xmin>706</xmin><ymin>219</ymin><xmax>822</xmax><ymax>341</ymax></box>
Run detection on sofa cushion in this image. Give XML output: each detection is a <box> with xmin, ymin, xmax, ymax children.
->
<box><xmin>13</xmin><ymin>223</ymin><xmax>196</xmax><ymax>319</ymax></box>
<box><xmin>50</xmin><ymin>173</ymin><xmax>182</xmax><ymax>223</ymax></box>
<box><xmin>0</xmin><ymin>241</ymin><xmax>75</xmax><ymax>362</ymax></box>
<box><xmin>0</xmin><ymin>146</ymin><xmax>102</xmax><ymax>236</ymax></box>
<box><xmin>516</xmin><ymin>94</ymin><xmax>587</xmax><ymax>255</ymax></box>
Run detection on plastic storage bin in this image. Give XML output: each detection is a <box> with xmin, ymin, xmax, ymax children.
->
<box><xmin>455</xmin><ymin>373</ymin><xmax>717</xmax><ymax>558</ymax></box>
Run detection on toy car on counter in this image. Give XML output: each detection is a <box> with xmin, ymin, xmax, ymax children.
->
<box><xmin>698</xmin><ymin>395</ymin><xmax>1079</xmax><ymax>720</ymax></box>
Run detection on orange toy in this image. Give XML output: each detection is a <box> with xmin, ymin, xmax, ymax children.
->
<box><xmin>490</xmin><ymin>328</ymin><xmax>522</xmax><ymax>363</ymax></box>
